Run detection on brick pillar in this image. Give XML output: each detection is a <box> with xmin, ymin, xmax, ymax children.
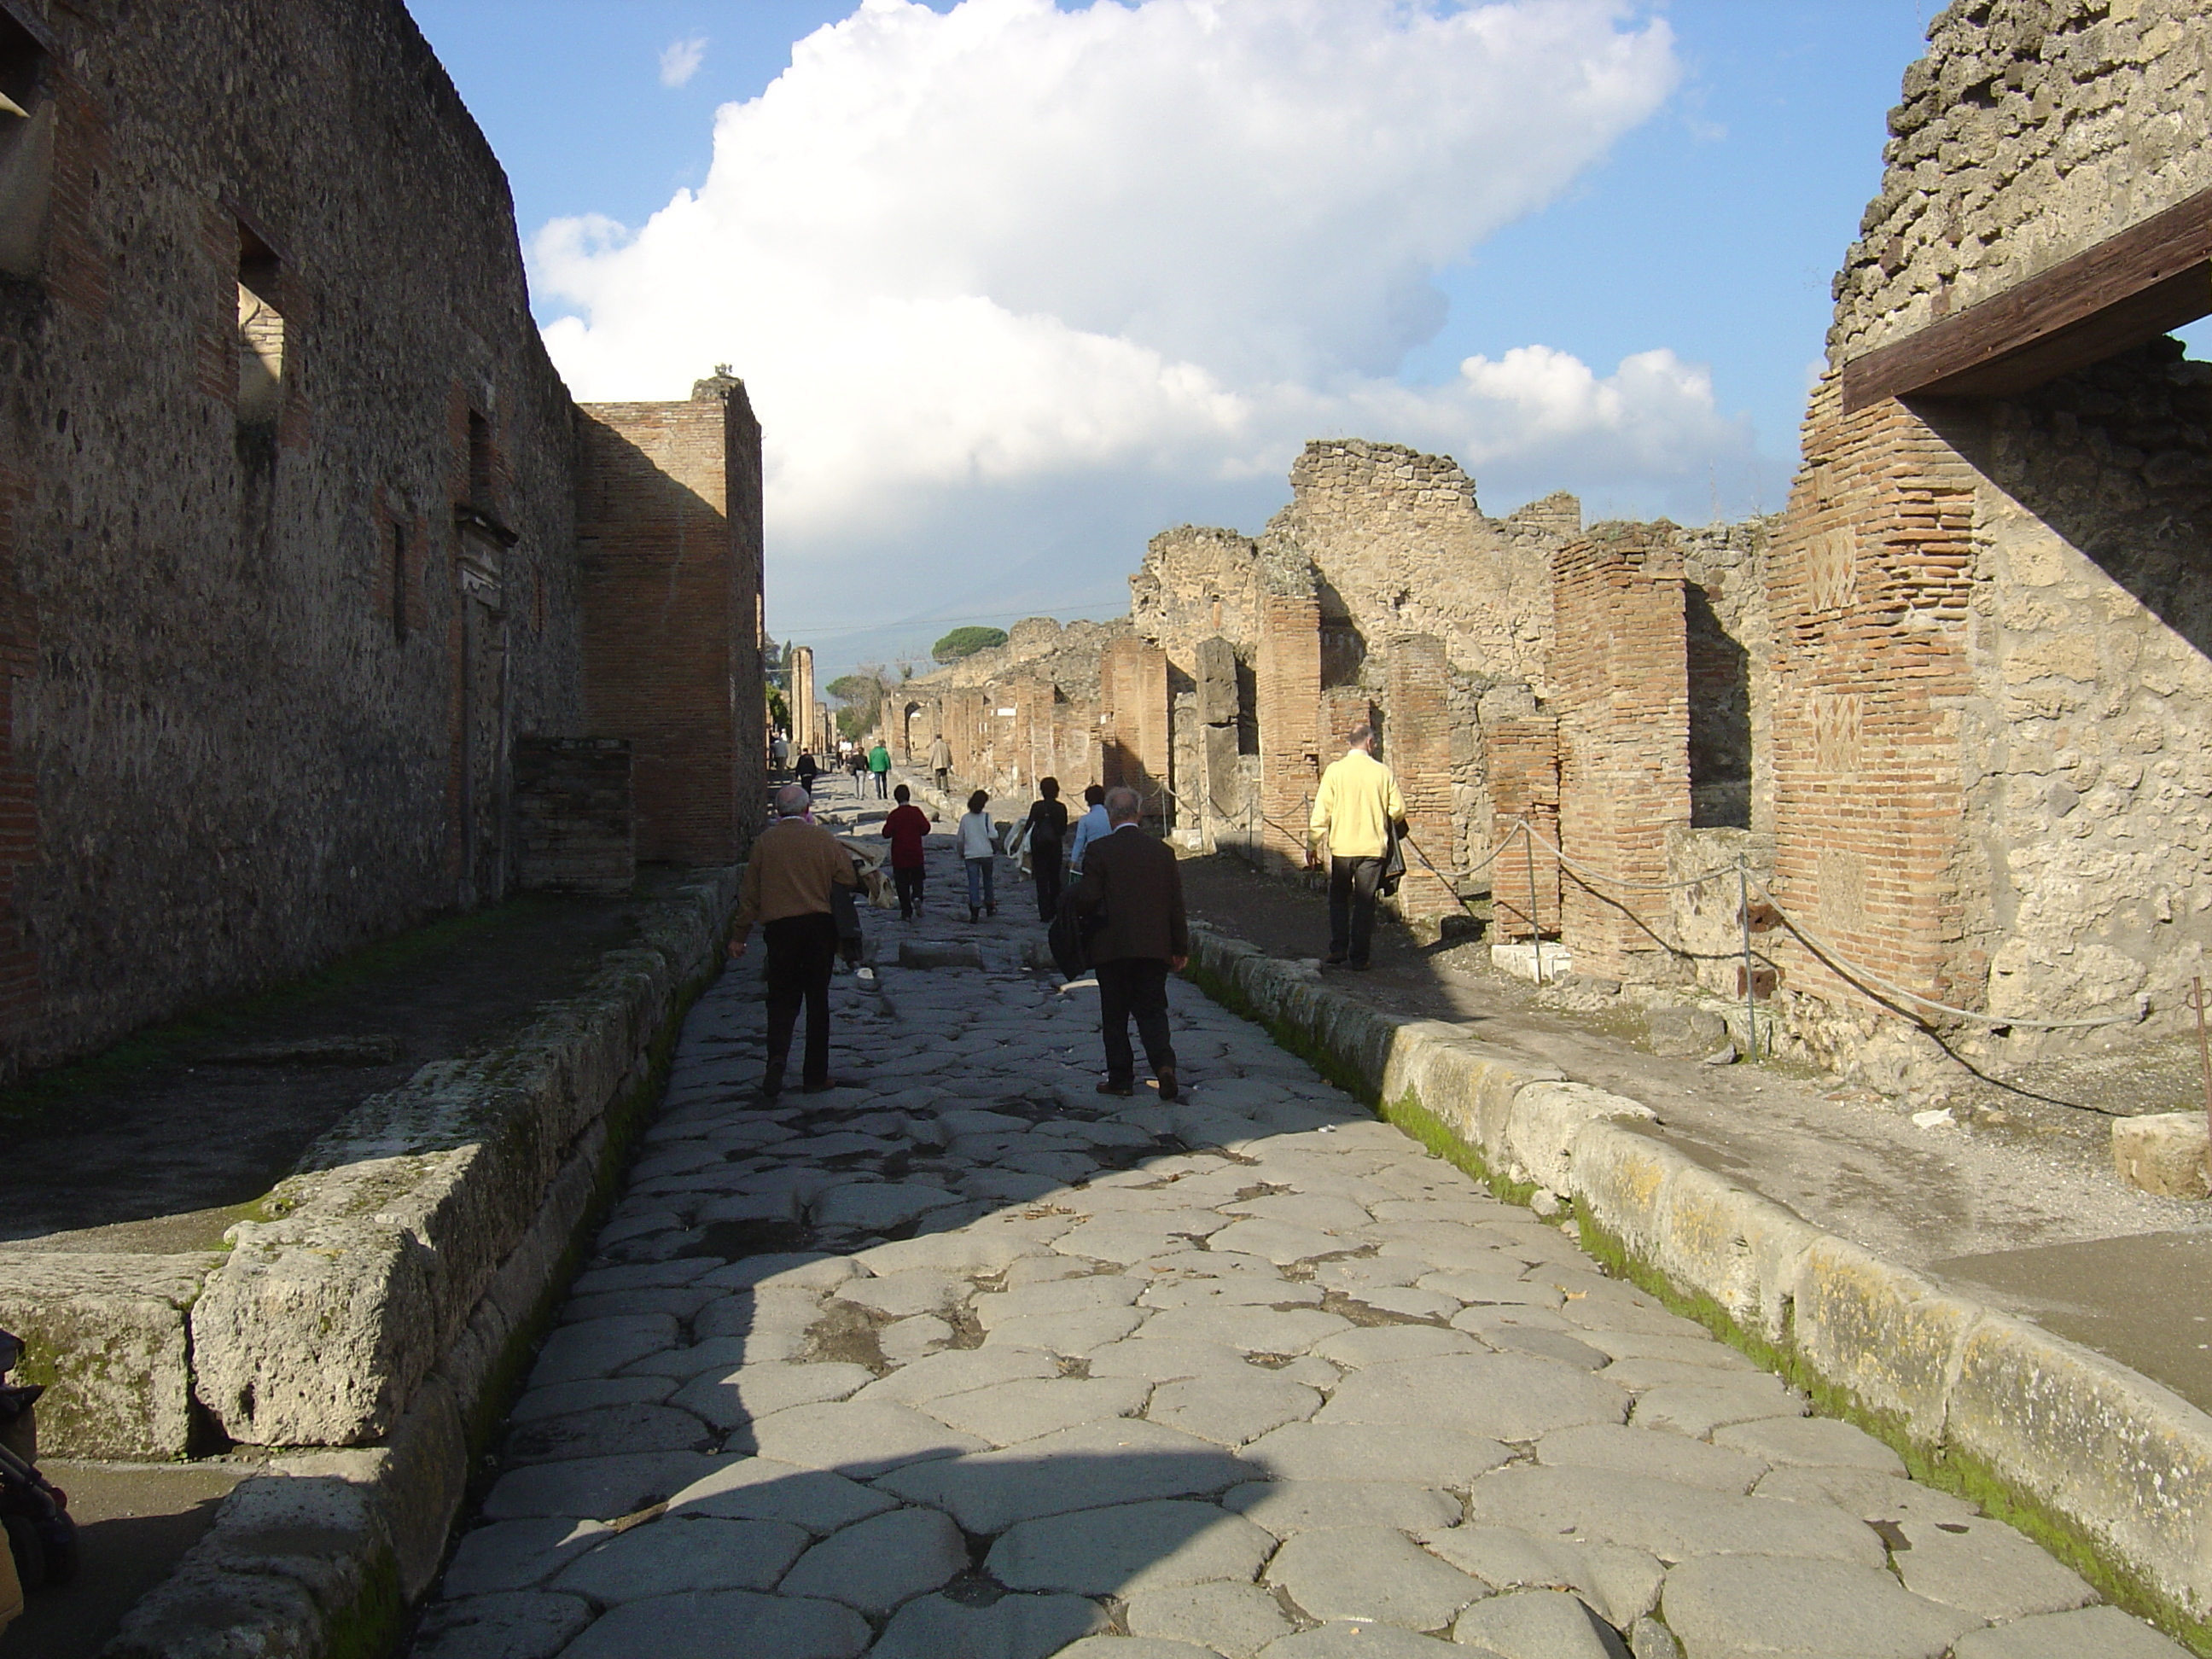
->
<box><xmin>1485</xmin><ymin>716</ymin><xmax>1560</xmax><ymax>940</ymax></box>
<box><xmin>575</xmin><ymin>375</ymin><xmax>763</xmax><ymax>864</ymax></box>
<box><xmin>1768</xmin><ymin>377</ymin><xmax>1978</xmax><ymax>1012</ymax></box>
<box><xmin>1254</xmin><ymin>562</ymin><xmax>1322</xmax><ymax>872</ymax></box>
<box><xmin>1551</xmin><ymin>524</ymin><xmax>1690</xmax><ymax>981</ymax></box>
<box><xmin>1103</xmin><ymin>637</ymin><xmax>1170</xmax><ymax>823</ymax></box>
<box><xmin>1382</xmin><ymin>633</ymin><xmax>1455</xmax><ymax>916</ymax></box>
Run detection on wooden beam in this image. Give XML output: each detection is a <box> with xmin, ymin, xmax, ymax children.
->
<box><xmin>1841</xmin><ymin>183</ymin><xmax>2212</xmax><ymax>412</ymax></box>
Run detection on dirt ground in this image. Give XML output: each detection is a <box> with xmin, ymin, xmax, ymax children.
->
<box><xmin>0</xmin><ymin>885</ymin><xmax>679</xmax><ymax>1253</ymax></box>
<box><xmin>1176</xmin><ymin>851</ymin><xmax>2212</xmax><ymax>1412</ymax></box>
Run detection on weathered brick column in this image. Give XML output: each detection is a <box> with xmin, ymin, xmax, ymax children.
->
<box><xmin>1254</xmin><ymin>557</ymin><xmax>1322</xmax><ymax>872</ymax></box>
<box><xmin>1485</xmin><ymin>715</ymin><xmax>1560</xmax><ymax>940</ymax></box>
<box><xmin>1103</xmin><ymin>637</ymin><xmax>1171</xmax><ymax>820</ymax></box>
<box><xmin>1552</xmin><ymin>524</ymin><xmax>1690</xmax><ymax>981</ymax></box>
<box><xmin>1767</xmin><ymin>377</ymin><xmax>1977</xmax><ymax>1016</ymax></box>
<box><xmin>1382</xmin><ymin>633</ymin><xmax>1456</xmax><ymax>916</ymax></box>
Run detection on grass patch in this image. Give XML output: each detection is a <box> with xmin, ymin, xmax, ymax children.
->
<box><xmin>0</xmin><ymin>898</ymin><xmax>581</xmax><ymax>1132</ymax></box>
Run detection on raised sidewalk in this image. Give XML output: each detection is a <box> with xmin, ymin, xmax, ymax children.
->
<box><xmin>1184</xmin><ymin>927</ymin><xmax>2212</xmax><ymax>1653</ymax></box>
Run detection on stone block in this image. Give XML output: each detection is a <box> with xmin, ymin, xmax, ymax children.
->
<box><xmin>2112</xmin><ymin>1111</ymin><xmax>2209</xmax><ymax>1198</ymax></box>
<box><xmin>898</xmin><ymin>940</ymin><xmax>985</xmax><ymax>969</ymax></box>
<box><xmin>0</xmin><ymin>1250</ymin><xmax>215</xmax><ymax>1458</ymax></box>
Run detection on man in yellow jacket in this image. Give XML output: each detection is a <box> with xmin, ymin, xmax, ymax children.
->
<box><xmin>1307</xmin><ymin>723</ymin><xmax>1406</xmax><ymax>970</ymax></box>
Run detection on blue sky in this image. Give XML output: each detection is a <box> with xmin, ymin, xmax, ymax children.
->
<box><xmin>406</xmin><ymin>2</ymin><xmax>1965</xmax><ymax>676</ymax></box>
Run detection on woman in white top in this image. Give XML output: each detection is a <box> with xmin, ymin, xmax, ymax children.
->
<box><xmin>958</xmin><ymin>790</ymin><xmax>998</xmax><ymax>922</ymax></box>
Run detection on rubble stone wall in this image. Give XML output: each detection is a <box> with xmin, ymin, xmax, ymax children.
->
<box><xmin>1832</xmin><ymin>0</ymin><xmax>2212</xmax><ymax>361</ymax></box>
<box><xmin>1</xmin><ymin>0</ymin><xmax>587</xmax><ymax>1074</ymax></box>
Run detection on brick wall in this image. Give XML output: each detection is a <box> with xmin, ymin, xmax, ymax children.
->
<box><xmin>1382</xmin><ymin>633</ymin><xmax>1455</xmax><ymax>915</ymax></box>
<box><xmin>1484</xmin><ymin>716</ymin><xmax>1560</xmax><ymax>940</ymax></box>
<box><xmin>515</xmin><ymin>737</ymin><xmax>634</xmax><ymax>894</ymax></box>
<box><xmin>1102</xmin><ymin>637</ymin><xmax>1169</xmax><ymax>821</ymax></box>
<box><xmin>1552</xmin><ymin>525</ymin><xmax>1691</xmax><ymax>981</ymax></box>
<box><xmin>1254</xmin><ymin>567</ymin><xmax>1322</xmax><ymax>873</ymax></box>
<box><xmin>1766</xmin><ymin>381</ymin><xmax>1977</xmax><ymax>1020</ymax></box>
<box><xmin>575</xmin><ymin>377</ymin><xmax>765</xmax><ymax>866</ymax></box>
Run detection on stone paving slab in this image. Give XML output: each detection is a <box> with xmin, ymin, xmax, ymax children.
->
<box><xmin>407</xmin><ymin>820</ymin><xmax>2191</xmax><ymax>1658</ymax></box>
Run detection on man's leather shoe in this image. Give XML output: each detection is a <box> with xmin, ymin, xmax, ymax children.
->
<box><xmin>1096</xmin><ymin>1080</ymin><xmax>1134</xmax><ymax>1097</ymax></box>
<box><xmin>1155</xmin><ymin>1068</ymin><xmax>1180</xmax><ymax>1103</ymax></box>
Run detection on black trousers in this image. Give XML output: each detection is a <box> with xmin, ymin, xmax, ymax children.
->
<box><xmin>1096</xmin><ymin>957</ymin><xmax>1175</xmax><ymax>1086</ymax></box>
<box><xmin>871</xmin><ymin>771</ymin><xmax>888</xmax><ymax>797</ymax></box>
<box><xmin>1032</xmin><ymin>845</ymin><xmax>1062</xmax><ymax>922</ymax></box>
<box><xmin>893</xmin><ymin>864</ymin><xmax>924</xmax><ymax>919</ymax></box>
<box><xmin>763</xmin><ymin>912</ymin><xmax>839</xmax><ymax>1088</ymax></box>
<box><xmin>1328</xmin><ymin>855</ymin><xmax>1385</xmax><ymax>964</ymax></box>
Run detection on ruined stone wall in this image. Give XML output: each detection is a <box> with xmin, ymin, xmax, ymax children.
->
<box><xmin>0</xmin><ymin>0</ymin><xmax>585</xmax><ymax>1073</ymax></box>
<box><xmin>1260</xmin><ymin>439</ymin><xmax>1568</xmax><ymax>688</ymax></box>
<box><xmin>1762</xmin><ymin>0</ymin><xmax>2212</xmax><ymax>1064</ymax></box>
<box><xmin>893</xmin><ymin>616</ymin><xmax>1124</xmax><ymax>802</ymax></box>
<box><xmin>1833</xmin><ymin>0</ymin><xmax>2212</xmax><ymax>362</ymax></box>
<box><xmin>576</xmin><ymin>378</ymin><xmax>764</xmax><ymax>868</ymax></box>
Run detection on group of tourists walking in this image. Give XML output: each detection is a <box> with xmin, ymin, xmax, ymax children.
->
<box><xmin>731</xmin><ymin>720</ymin><xmax>1401</xmax><ymax>1109</ymax></box>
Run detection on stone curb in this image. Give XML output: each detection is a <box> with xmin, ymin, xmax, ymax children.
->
<box><xmin>89</xmin><ymin>867</ymin><xmax>740</xmax><ymax>1659</ymax></box>
<box><xmin>1183</xmin><ymin>925</ymin><xmax>2212</xmax><ymax>1640</ymax></box>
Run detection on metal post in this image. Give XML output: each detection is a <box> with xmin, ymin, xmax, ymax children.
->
<box><xmin>1525</xmin><ymin>821</ymin><xmax>1545</xmax><ymax>986</ymax></box>
<box><xmin>1740</xmin><ymin>859</ymin><xmax>1756</xmax><ymax>1060</ymax></box>
<box><xmin>2192</xmin><ymin>976</ymin><xmax>2212</xmax><ymax>1142</ymax></box>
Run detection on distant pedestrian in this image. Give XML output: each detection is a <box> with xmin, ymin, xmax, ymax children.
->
<box><xmin>882</xmin><ymin>784</ymin><xmax>932</xmax><ymax>921</ymax></box>
<box><xmin>958</xmin><ymin>789</ymin><xmax>998</xmax><ymax>922</ymax></box>
<box><xmin>771</xmin><ymin>732</ymin><xmax>790</xmax><ymax>774</ymax></box>
<box><xmin>795</xmin><ymin>750</ymin><xmax>818</xmax><ymax>796</ymax></box>
<box><xmin>1071</xmin><ymin>785</ymin><xmax>1187</xmax><ymax>1101</ymax></box>
<box><xmin>1068</xmin><ymin>783</ymin><xmax>1110</xmax><ymax>874</ymax></box>
<box><xmin>847</xmin><ymin>744</ymin><xmax>867</xmax><ymax>794</ymax></box>
<box><xmin>1025</xmin><ymin>777</ymin><xmax>1070</xmax><ymax>922</ymax></box>
<box><xmin>928</xmin><ymin>732</ymin><xmax>953</xmax><ymax>795</ymax></box>
<box><xmin>1307</xmin><ymin>723</ymin><xmax>1406</xmax><ymax>971</ymax></box>
<box><xmin>730</xmin><ymin>783</ymin><xmax>859</xmax><ymax>1097</ymax></box>
<box><xmin>868</xmin><ymin>739</ymin><xmax>892</xmax><ymax>799</ymax></box>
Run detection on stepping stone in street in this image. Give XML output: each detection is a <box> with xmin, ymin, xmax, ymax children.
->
<box><xmin>898</xmin><ymin>940</ymin><xmax>984</xmax><ymax>969</ymax></box>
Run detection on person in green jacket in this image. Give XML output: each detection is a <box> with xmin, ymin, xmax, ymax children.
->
<box><xmin>867</xmin><ymin>740</ymin><xmax>892</xmax><ymax>799</ymax></box>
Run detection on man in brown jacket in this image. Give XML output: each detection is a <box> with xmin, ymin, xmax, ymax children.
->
<box><xmin>731</xmin><ymin>783</ymin><xmax>859</xmax><ymax>1096</ymax></box>
<box><xmin>1070</xmin><ymin>785</ymin><xmax>1188</xmax><ymax>1102</ymax></box>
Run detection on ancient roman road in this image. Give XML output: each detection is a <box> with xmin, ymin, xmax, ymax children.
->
<box><xmin>407</xmin><ymin>803</ymin><xmax>2185</xmax><ymax>1659</ymax></box>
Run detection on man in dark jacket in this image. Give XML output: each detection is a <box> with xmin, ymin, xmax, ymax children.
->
<box><xmin>1070</xmin><ymin>785</ymin><xmax>1188</xmax><ymax>1102</ymax></box>
<box><xmin>731</xmin><ymin>783</ymin><xmax>859</xmax><ymax>1096</ymax></box>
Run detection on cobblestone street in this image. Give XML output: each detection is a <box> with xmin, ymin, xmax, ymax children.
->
<box><xmin>408</xmin><ymin>806</ymin><xmax>2186</xmax><ymax>1659</ymax></box>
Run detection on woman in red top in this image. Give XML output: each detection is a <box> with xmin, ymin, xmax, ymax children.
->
<box><xmin>881</xmin><ymin>784</ymin><xmax>933</xmax><ymax>920</ymax></box>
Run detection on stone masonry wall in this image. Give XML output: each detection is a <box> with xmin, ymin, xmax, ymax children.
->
<box><xmin>1833</xmin><ymin>0</ymin><xmax>2212</xmax><ymax>363</ymax></box>
<box><xmin>0</xmin><ymin>0</ymin><xmax>585</xmax><ymax>1074</ymax></box>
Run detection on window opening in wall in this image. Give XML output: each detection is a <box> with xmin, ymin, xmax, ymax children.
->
<box><xmin>236</xmin><ymin>229</ymin><xmax>285</xmax><ymax>424</ymax></box>
<box><xmin>391</xmin><ymin>521</ymin><xmax>409</xmax><ymax>644</ymax></box>
<box><xmin>0</xmin><ymin>12</ymin><xmax>53</xmax><ymax>279</ymax></box>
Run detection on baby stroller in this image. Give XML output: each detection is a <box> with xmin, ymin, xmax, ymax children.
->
<box><xmin>0</xmin><ymin>1330</ymin><xmax>77</xmax><ymax>1592</ymax></box>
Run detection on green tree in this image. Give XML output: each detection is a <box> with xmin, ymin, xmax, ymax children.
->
<box><xmin>765</xmin><ymin>684</ymin><xmax>790</xmax><ymax>735</ymax></box>
<box><xmin>931</xmin><ymin>626</ymin><xmax>1008</xmax><ymax>663</ymax></box>
<box><xmin>827</xmin><ymin>667</ymin><xmax>888</xmax><ymax>742</ymax></box>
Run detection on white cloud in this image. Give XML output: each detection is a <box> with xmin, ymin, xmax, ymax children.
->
<box><xmin>658</xmin><ymin>34</ymin><xmax>707</xmax><ymax>88</ymax></box>
<box><xmin>538</xmin><ymin>0</ymin><xmax>1741</xmax><ymax>643</ymax></box>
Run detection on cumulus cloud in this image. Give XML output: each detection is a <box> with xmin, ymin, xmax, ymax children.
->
<box><xmin>538</xmin><ymin>0</ymin><xmax>1739</xmax><ymax>643</ymax></box>
<box><xmin>658</xmin><ymin>35</ymin><xmax>707</xmax><ymax>88</ymax></box>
